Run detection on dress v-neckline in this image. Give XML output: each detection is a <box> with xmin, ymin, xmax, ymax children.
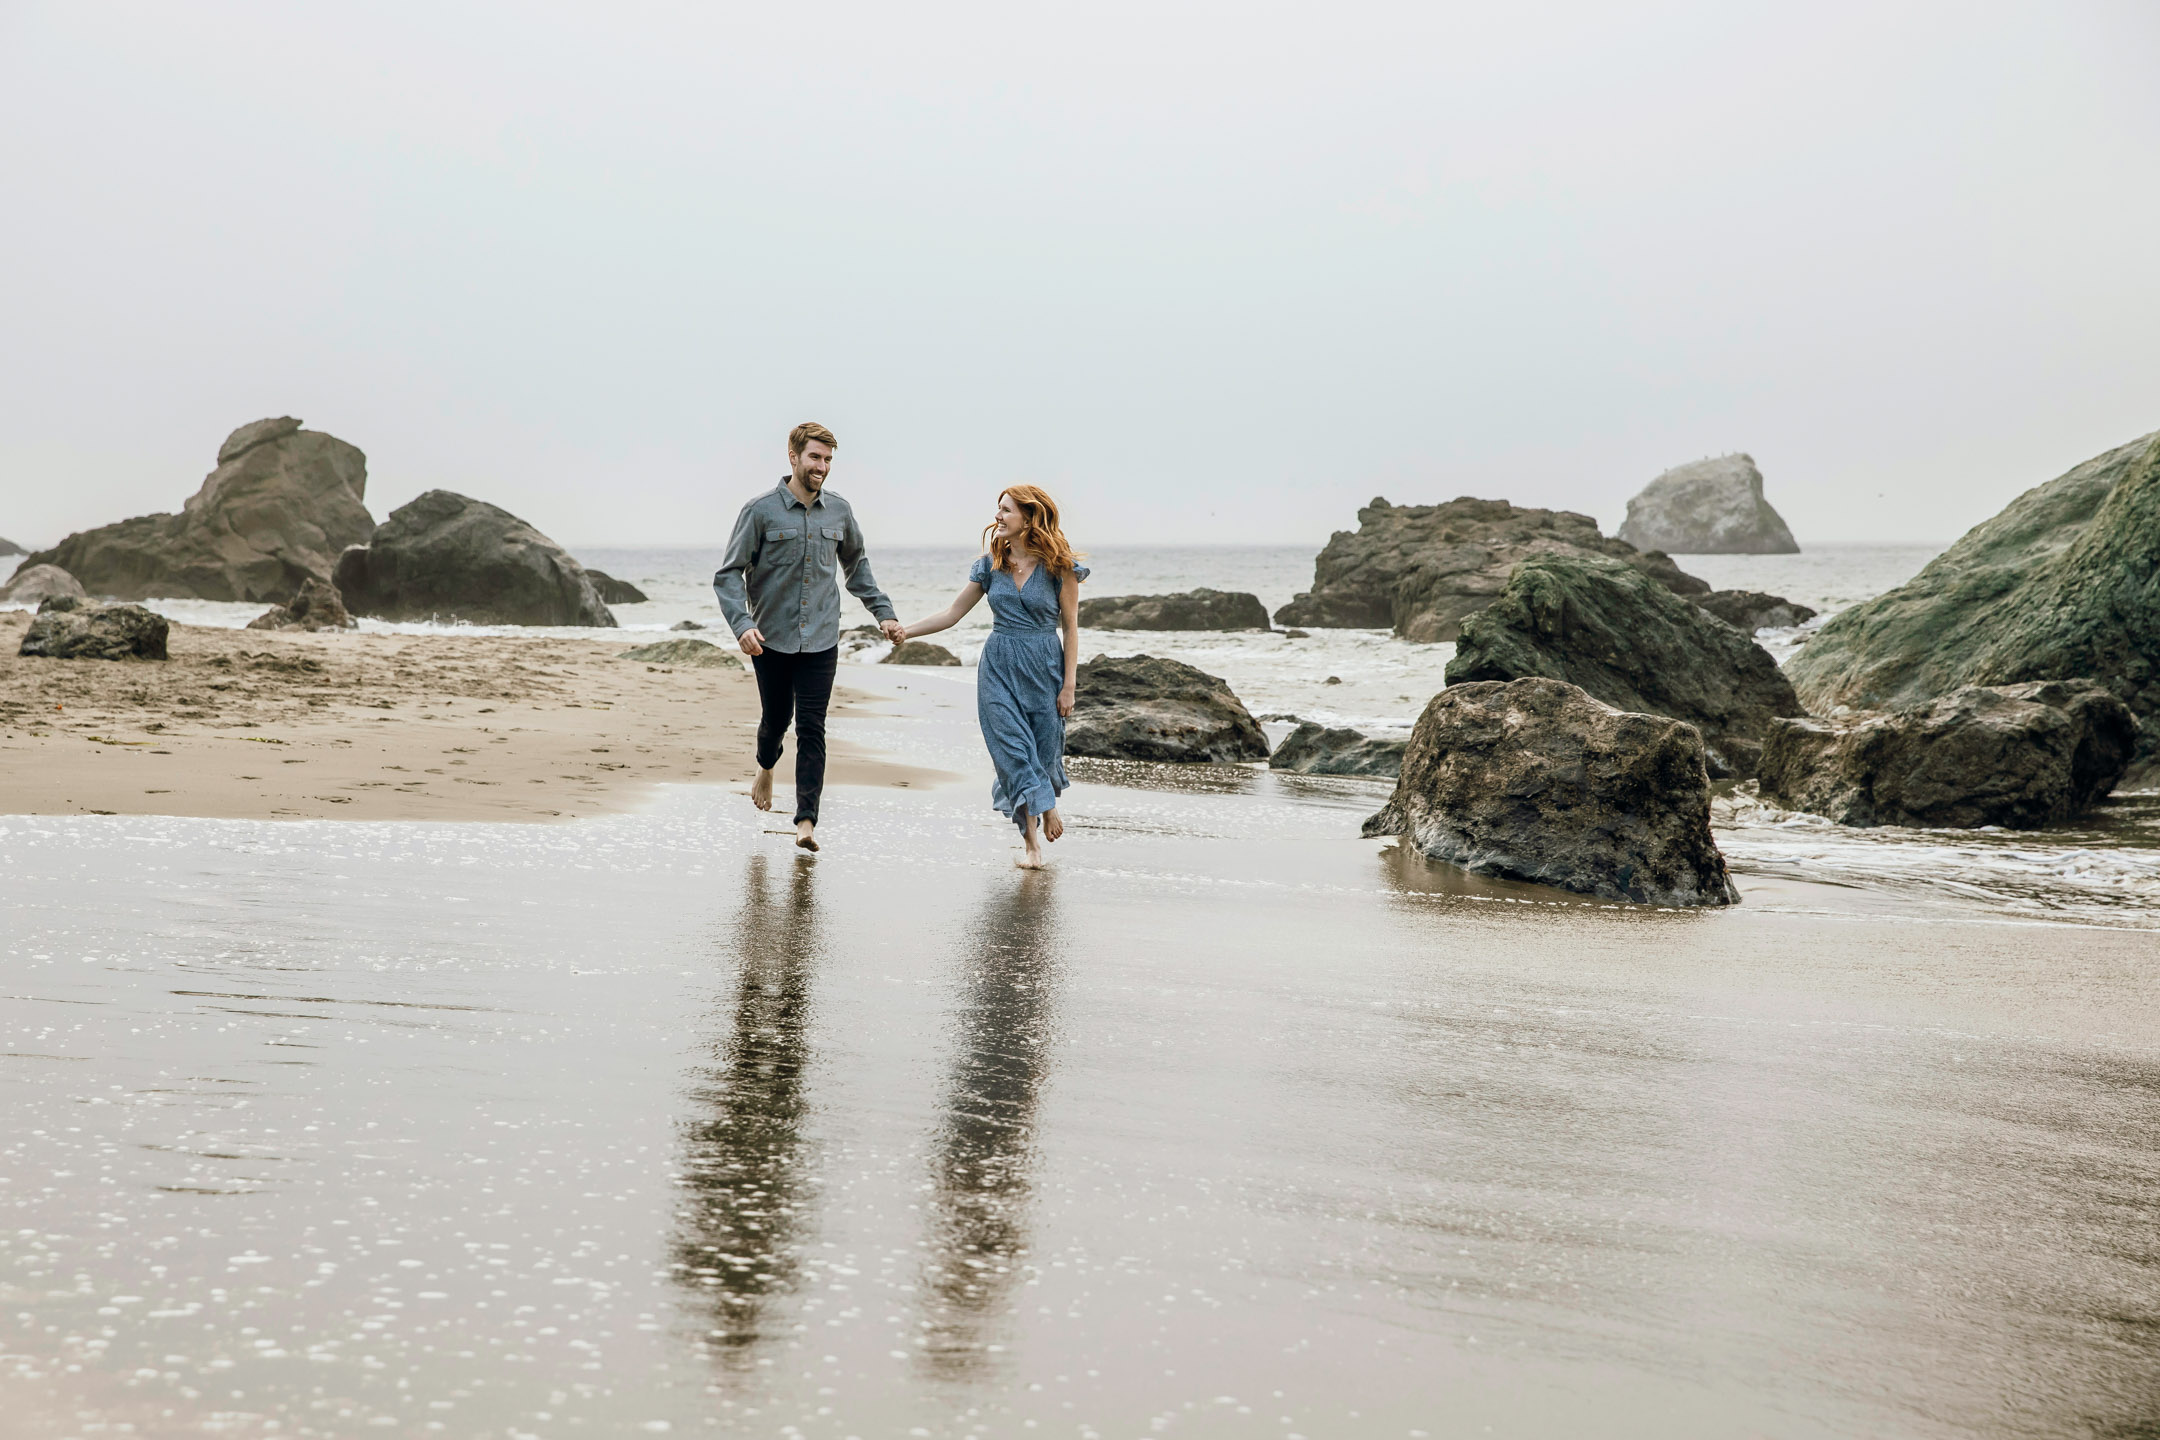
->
<box><xmin>1008</xmin><ymin>561</ymin><xmax>1039</xmax><ymax>593</ymax></box>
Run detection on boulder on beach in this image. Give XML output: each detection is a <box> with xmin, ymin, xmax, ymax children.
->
<box><xmin>585</xmin><ymin>569</ymin><xmax>649</xmax><ymax>605</ymax></box>
<box><xmin>1759</xmin><ymin>681</ymin><xmax>2135</xmax><ymax>829</ymax></box>
<box><xmin>1274</xmin><ymin>496</ymin><xmax>1707</xmax><ymax>642</ymax></box>
<box><xmin>334</xmin><ymin>490</ymin><xmax>616</xmax><ymax>628</ymax></box>
<box><xmin>24</xmin><ymin>418</ymin><xmax>374</xmax><ymax>602</ymax></box>
<box><xmin>1695</xmin><ymin>589</ymin><xmax>1817</xmax><ymax>632</ymax></box>
<box><xmin>1079</xmin><ymin>589</ymin><xmax>1270</xmax><ymax>631</ymax></box>
<box><xmin>1446</xmin><ymin>553</ymin><xmax>1805</xmax><ymax>777</ymax></box>
<box><xmin>1787</xmin><ymin>429</ymin><xmax>2160</xmax><ymax>787</ymax></box>
<box><xmin>617</xmin><ymin>638</ymin><xmax>741</xmax><ymax>668</ymax></box>
<box><xmin>1064</xmin><ymin>654</ymin><xmax>1270</xmax><ymax>763</ymax></box>
<box><xmin>245</xmin><ymin>577</ymin><xmax>356</xmax><ymax>632</ymax></box>
<box><xmin>1617</xmin><ymin>454</ymin><xmax>1800</xmax><ymax>555</ymax></box>
<box><xmin>671</xmin><ymin>619</ymin><xmax>705</xmax><ymax>631</ymax></box>
<box><xmin>883</xmin><ymin>640</ymin><xmax>961</xmax><ymax>666</ymax></box>
<box><xmin>1362</xmin><ymin>676</ymin><xmax>1739</xmax><ymax>908</ymax></box>
<box><xmin>1267</xmin><ymin>722</ymin><xmax>1406</xmax><ymax>778</ymax></box>
<box><xmin>0</xmin><ymin>563</ymin><xmax>88</xmax><ymax>607</ymax></box>
<box><xmin>19</xmin><ymin>601</ymin><xmax>170</xmax><ymax>661</ymax></box>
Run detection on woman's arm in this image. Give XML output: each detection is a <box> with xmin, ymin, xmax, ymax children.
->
<box><xmin>1057</xmin><ymin>570</ymin><xmax>1080</xmax><ymax>717</ymax></box>
<box><xmin>900</xmin><ymin>582</ymin><xmax>984</xmax><ymax>640</ymax></box>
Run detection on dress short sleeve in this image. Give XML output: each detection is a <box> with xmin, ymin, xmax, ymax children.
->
<box><xmin>1070</xmin><ymin>564</ymin><xmax>1091</xmax><ymax>583</ymax></box>
<box><xmin>968</xmin><ymin>555</ymin><xmax>994</xmax><ymax>587</ymax></box>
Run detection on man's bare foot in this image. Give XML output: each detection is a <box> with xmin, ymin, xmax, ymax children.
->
<box><xmin>1043</xmin><ymin>808</ymin><xmax>1064</xmax><ymax>842</ymax></box>
<box><xmin>750</xmin><ymin>768</ymin><xmax>775</xmax><ymax>812</ymax></box>
<box><xmin>795</xmin><ymin>819</ymin><xmax>818</xmax><ymax>853</ymax></box>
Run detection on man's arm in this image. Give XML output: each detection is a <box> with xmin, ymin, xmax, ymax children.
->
<box><xmin>837</xmin><ymin>509</ymin><xmax>904</xmax><ymax>641</ymax></box>
<box><xmin>712</xmin><ymin>502</ymin><xmax>763</xmax><ymax>642</ymax></box>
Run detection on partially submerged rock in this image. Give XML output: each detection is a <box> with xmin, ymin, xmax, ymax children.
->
<box><xmin>0</xmin><ymin>563</ymin><xmax>87</xmax><ymax>606</ymax></box>
<box><xmin>1268</xmin><ymin>722</ymin><xmax>1406</xmax><ymax>777</ymax></box>
<box><xmin>334</xmin><ymin>491</ymin><xmax>615</xmax><ymax>627</ymax></box>
<box><xmin>1695</xmin><ymin>589</ymin><xmax>1816</xmax><ymax>631</ymax></box>
<box><xmin>883</xmin><ymin>640</ymin><xmax>961</xmax><ymax>666</ymax></box>
<box><xmin>617</xmin><ymin>638</ymin><xmax>741</xmax><ymax>668</ymax></box>
<box><xmin>585</xmin><ymin>569</ymin><xmax>649</xmax><ymax>605</ymax></box>
<box><xmin>1065</xmin><ymin>654</ymin><xmax>1269</xmax><ymax>763</ymax></box>
<box><xmin>1362</xmin><ymin>677</ymin><xmax>1738</xmax><ymax>907</ymax></box>
<box><xmin>1788</xmin><ymin>429</ymin><xmax>2160</xmax><ymax>787</ymax></box>
<box><xmin>1617</xmin><ymin>454</ymin><xmax>1800</xmax><ymax>554</ymax></box>
<box><xmin>1446</xmin><ymin>553</ymin><xmax>1804</xmax><ymax>777</ymax></box>
<box><xmin>1275</xmin><ymin>496</ymin><xmax>1706</xmax><ymax>642</ymax></box>
<box><xmin>1759</xmin><ymin>681</ymin><xmax>2134</xmax><ymax>829</ymax></box>
<box><xmin>19</xmin><ymin>602</ymin><xmax>170</xmax><ymax>661</ymax></box>
<box><xmin>246</xmin><ymin>577</ymin><xmax>356</xmax><ymax>632</ymax></box>
<box><xmin>1079</xmin><ymin>589</ymin><xmax>1270</xmax><ymax>631</ymax></box>
<box><xmin>23</xmin><ymin>418</ymin><xmax>374</xmax><ymax>602</ymax></box>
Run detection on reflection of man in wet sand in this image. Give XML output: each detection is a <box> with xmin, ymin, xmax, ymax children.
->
<box><xmin>714</xmin><ymin>422</ymin><xmax>905</xmax><ymax>851</ymax></box>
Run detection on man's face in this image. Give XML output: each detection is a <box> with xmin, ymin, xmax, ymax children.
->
<box><xmin>791</xmin><ymin>440</ymin><xmax>834</xmax><ymax>495</ymax></box>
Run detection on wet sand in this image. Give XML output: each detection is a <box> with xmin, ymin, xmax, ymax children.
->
<box><xmin>0</xmin><ymin>611</ymin><xmax>941</xmax><ymax>821</ymax></box>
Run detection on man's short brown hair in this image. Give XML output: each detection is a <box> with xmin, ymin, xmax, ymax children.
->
<box><xmin>789</xmin><ymin>422</ymin><xmax>837</xmax><ymax>456</ymax></box>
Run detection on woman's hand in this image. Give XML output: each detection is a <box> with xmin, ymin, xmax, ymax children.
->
<box><xmin>1057</xmin><ymin>683</ymin><xmax>1075</xmax><ymax>718</ymax></box>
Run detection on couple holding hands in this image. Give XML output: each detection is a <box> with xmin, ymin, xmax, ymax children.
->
<box><xmin>713</xmin><ymin>422</ymin><xmax>1087</xmax><ymax>869</ymax></box>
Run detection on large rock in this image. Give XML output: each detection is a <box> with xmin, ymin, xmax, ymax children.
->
<box><xmin>0</xmin><ymin>563</ymin><xmax>87</xmax><ymax>606</ymax></box>
<box><xmin>585</xmin><ymin>569</ymin><xmax>649</xmax><ymax>605</ymax></box>
<box><xmin>1268</xmin><ymin>721</ymin><xmax>1406</xmax><ymax>777</ymax></box>
<box><xmin>23</xmin><ymin>418</ymin><xmax>373</xmax><ymax>602</ymax></box>
<box><xmin>0</xmin><ymin>537</ymin><xmax>25</xmax><ymax>557</ymax></box>
<box><xmin>1695</xmin><ymin>589</ymin><xmax>1816</xmax><ymax>631</ymax></box>
<box><xmin>1759</xmin><ymin>681</ymin><xmax>2135</xmax><ymax>829</ymax></box>
<box><xmin>1064</xmin><ymin>654</ymin><xmax>1269</xmax><ymax>763</ymax></box>
<box><xmin>1362</xmin><ymin>677</ymin><xmax>1737</xmax><ymax>907</ymax></box>
<box><xmin>1787</xmin><ymin>430</ymin><xmax>2160</xmax><ymax>786</ymax></box>
<box><xmin>19</xmin><ymin>602</ymin><xmax>170</xmax><ymax>661</ymax></box>
<box><xmin>883</xmin><ymin>640</ymin><xmax>961</xmax><ymax>666</ymax></box>
<box><xmin>1446</xmin><ymin>553</ymin><xmax>1804</xmax><ymax>777</ymax></box>
<box><xmin>1079</xmin><ymin>589</ymin><xmax>1270</xmax><ymax>631</ymax></box>
<box><xmin>245</xmin><ymin>577</ymin><xmax>356</xmax><ymax>632</ymax></box>
<box><xmin>333</xmin><ymin>491</ymin><xmax>616</xmax><ymax>627</ymax></box>
<box><xmin>1275</xmin><ymin>496</ymin><xmax>1707</xmax><ymax>642</ymax></box>
<box><xmin>1617</xmin><ymin>454</ymin><xmax>1800</xmax><ymax>554</ymax></box>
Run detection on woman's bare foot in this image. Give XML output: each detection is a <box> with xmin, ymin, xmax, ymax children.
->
<box><xmin>1043</xmin><ymin>807</ymin><xmax>1064</xmax><ymax>842</ymax></box>
<box><xmin>750</xmin><ymin>768</ymin><xmax>775</xmax><ymax>812</ymax></box>
<box><xmin>795</xmin><ymin>819</ymin><xmax>819</xmax><ymax>853</ymax></box>
<box><xmin>1016</xmin><ymin>815</ymin><xmax>1046</xmax><ymax>868</ymax></box>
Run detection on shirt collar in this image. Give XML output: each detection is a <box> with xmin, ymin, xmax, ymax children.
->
<box><xmin>777</xmin><ymin>477</ymin><xmax>824</xmax><ymax>511</ymax></box>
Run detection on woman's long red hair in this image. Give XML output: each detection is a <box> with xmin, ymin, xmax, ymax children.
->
<box><xmin>984</xmin><ymin>485</ymin><xmax>1085</xmax><ymax>579</ymax></box>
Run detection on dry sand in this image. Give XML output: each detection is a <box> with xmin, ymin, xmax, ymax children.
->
<box><xmin>0</xmin><ymin>611</ymin><xmax>941</xmax><ymax>822</ymax></box>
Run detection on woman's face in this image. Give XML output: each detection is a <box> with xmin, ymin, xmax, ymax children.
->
<box><xmin>994</xmin><ymin>492</ymin><xmax>1024</xmax><ymax>540</ymax></box>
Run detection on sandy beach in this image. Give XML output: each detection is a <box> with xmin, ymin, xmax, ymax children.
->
<box><xmin>0</xmin><ymin>611</ymin><xmax>942</xmax><ymax>822</ymax></box>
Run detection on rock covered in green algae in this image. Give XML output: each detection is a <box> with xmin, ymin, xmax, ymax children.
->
<box><xmin>20</xmin><ymin>601</ymin><xmax>170</xmax><ymax>660</ymax></box>
<box><xmin>617</xmin><ymin>637</ymin><xmax>741</xmax><ymax>668</ymax></box>
<box><xmin>882</xmin><ymin>639</ymin><xmax>961</xmax><ymax>666</ymax></box>
<box><xmin>1445</xmin><ymin>553</ymin><xmax>1803</xmax><ymax>778</ymax></box>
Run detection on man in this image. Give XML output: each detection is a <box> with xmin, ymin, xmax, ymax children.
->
<box><xmin>714</xmin><ymin>422</ymin><xmax>905</xmax><ymax>851</ymax></box>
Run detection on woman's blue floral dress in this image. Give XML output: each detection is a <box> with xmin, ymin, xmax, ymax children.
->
<box><xmin>970</xmin><ymin>554</ymin><xmax>1088</xmax><ymax>832</ymax></box>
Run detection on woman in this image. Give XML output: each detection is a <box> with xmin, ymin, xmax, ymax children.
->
<box><xmin>901</xmin><ymin>486</ymin><xmax>1087</xmax><ymax>869</ymax></box>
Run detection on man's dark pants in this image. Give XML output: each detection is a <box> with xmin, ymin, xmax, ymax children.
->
<box><xmin>750</xmin><ymin>646</ymin><xmax>838</xmax><ymax>825</ymax></box>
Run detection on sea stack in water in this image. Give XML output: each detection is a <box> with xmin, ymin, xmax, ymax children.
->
<box><xmin>1759</xmin><ymin>681</ymin><xmax>2135</xmax><ymax>829</ymax></box>
<box><xmin>1695</xmin><ymin>590</ymin><xmax>1816</xmax><ymax>632</ymax></box>
<box><xmin>0</xmin><ymin>537</ymin><xmax>25</xmax><ymax>557</ymax></box>
<box><xmin>19</xmin><ymin>600</ymin><xmax>171</xmax><ymax>661</ymax></box>
<box><xmin>334</xmin><ymin>491</ymin><xmax>616</xmax><ymax>628</ymax></box>
<box><xmin>1362</xmin><ymin>677</ymin><xmax>1738</xmax><ymax>908</ymax></box>
<box><xmin>1078</xmin><ymin>589</ymin><xmax>1270</xmax><ymax>631</ymax></box>
<box><xmin>1617</xmin><ymin>454</ymin><xmax>1799</xmax><ymax>555</ymax></box>
<box><xmin>584</xmin><ymin>569</ymin><xmax>649</xmax><ymax>605</ymax></box>
<box><xmin>1274</xmin><ymin>497</ymin><xmax>1706</xmax><ymax>642</ymax></box>
<box><xmin>1445</xmin><ymin>553</ymin><xmax>1804</xmax><ymax>778</ymax></box>
<box><xmin>1786</xmin><ymin>428</ymin><xmax>2160</xmax><ymax>788</ymax></box>
<box><xmin>24</xmin><ymin>418</ymin><xmax>374</xmax><ymax>602</ymax></box>
<box><xmin>0</xmin><ymin>563</ymin><xmax>88</xmax><ymax>607</ymax></box>
<box><xmin>1064</xmin><ymin>654</ymin><xmax>1269</xmax><ymax>763</ymax></box>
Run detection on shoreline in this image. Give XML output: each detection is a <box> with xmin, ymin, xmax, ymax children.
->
<box><xmin>0</xmin><ymin>611</ymin><xmax>947</xmax><ymax>823</ymax></box>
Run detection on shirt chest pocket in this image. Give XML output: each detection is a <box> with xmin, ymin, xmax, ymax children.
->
<box><xmin>816</xmin><ymin>525</ymin><xmax>844</xmax><ymax>568</ymax></box>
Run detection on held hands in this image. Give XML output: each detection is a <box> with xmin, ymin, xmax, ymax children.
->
<box><xmin>880</xmin><ymin>618</ymin><xmax>908</xmax><ymax>644</ymax></box>
<box><xmin>1057</xmin><ymin>683</ymin><xmax>1075</xmax><ymax>718</ymax></box>
<box><xmin>737</xmin><ymin>627</ymin><xmax>766</xmax><ymax>657</ymax></box>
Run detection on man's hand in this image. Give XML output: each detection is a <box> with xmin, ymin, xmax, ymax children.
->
<box><xmin>880</xmin><ymin>618</ymin><xmax>907</xmax><ymax>644</ymax></box>
<box><xmin>1057</xmin><ymin>683</ymin><xmax>1076</xmax><ymax>718</ymax></box>
<box><xmin>738</xmin><ymin>628</ymin><xmax>766</xmax><ymax>657</ymax></box>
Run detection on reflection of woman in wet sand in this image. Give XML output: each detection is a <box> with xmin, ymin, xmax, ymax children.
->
<box><xmin>900</xmin><ymin>486</ymin><xmax>1087</xmax><ymax>869</ymax></box>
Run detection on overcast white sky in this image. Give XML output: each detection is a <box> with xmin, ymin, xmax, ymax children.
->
<box><xmin>3</xmin><ymin>1</ymin><xmax>2157</xmax><ymax>553</ymax></box>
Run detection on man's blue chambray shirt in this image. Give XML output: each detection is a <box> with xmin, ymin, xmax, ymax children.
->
<box><xmin>712</xmin><ymin>479</ymin><xmax>896</xmax><ymax>655</ymax></box>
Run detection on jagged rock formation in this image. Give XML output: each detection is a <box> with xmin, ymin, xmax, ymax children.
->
<box><xmin>0</xmin><ymin>564</ymin><xmax>87</xmax><ymax>606</ymax></box>
<box><xmin>24</xmin><ymin>418</ymin><xmax>373</xmax><ymax>602</ymax></box>
<box><xmin>334</xmin><ymin>491</ymin><xmax>615</xmax><ymax>628</ymax></box>
<box><xmin>1064</xmin><ymin>654</ymin><xmax>1269</xmax><ymax>763</ymax></box>
<box><xmin>618</xmin><ymin>638</ymin><xmax>741</xmax><ymax>668</ymax></box>
<box><xmin>1446</xmin><ymin>553</ymin><xmax>1804</xmax><ymax>777</ymax></box>
<box><xmin>585</xmin><ymin>570</ymin><xmax>649</xmax><ymax>605</ymax></box>
<box><xmin>1267</xmin><ymin>722</ymin><xmax>1406</xmax><ymax>777</ymax></box>
<box><xmin>1362</xmin><ymin>676</ymin><xmax>1738</xmax><ymax>908</ymax></box>
<box><xmin>245</xmin><ymin>577</ymin><xmax>356</xmax><ymax>632</ymax></box>
<box><xmin>882</xmin><ymin>640</ymin><xmax>961</xmax><ymax>666</ymax></box>
<box><xmin>1696</xmin><ymin>590</ymin><xmax>1816</xmax><ymax>631</ymax></box>
<box><xmin>19</xmin><ymin>600</ymin><xmax>170</xmax><ymax>661</ymax></box>
<box><xmin>1787</xmin><ymin>429</ymin><xmax>2160</xmax><ymax>787</ymax></box>
<box><xmin>1759</xmin><ymin>681</ymin><xmax>2135</xmax><ymax>828</ymax></box>
<box><xmin>1079</xmin><ymin>589</ymin><xmax>1270</xmax><ymax>631</ymax></box>
<box><xmin>1618</xmin><ymin>454</ymin><xmax>1800</xmax><ymax>554</ymax></box>
<box><xmin>1275</xmin><ymin>496</ymin><xmax>1707</xmax><ymax>642</ymax></box>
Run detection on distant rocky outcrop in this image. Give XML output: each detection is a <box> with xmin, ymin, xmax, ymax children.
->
<box><xmin>670</xmin><ymin>619</ymin><xmax>705</xmax><ymax>631</ymax></box>
<box><xmin>618</xmin><ymin>638</ymin><xmax>741</xmax><ymax>668</ymax></box>
<box><xmin>1275</xmin><ymin>497</ymin><xmax>1707</xmax><ymax>642</ymax></box>
<box><xmin>245</xmin><ymin>577</ymin><xmax>356</xmax><ymax>632</ymax></box>
<box><xmin>1759</xmin><ymin>681</ymin><xmax>2135</xmax><ymax>829</ymax></box>
<box><xmin>19</xmin><ymin>601</ymin><xmax>170</xmax><ymax>661</ymax></box>
<box><xmin>1079</xmin><ymin>589</ymin><xmax>1270</xmax><ymax>631</ymax></box>
<box><xmin>883</xmin><ymin>640</ymin><xmax>961</xmax><ymax>666</ymax></box>
<box><xmin>0</xmin><ymin>563</ymin><xmax>87</xmax><ymax>607</ymax></box>
<box><xmin>0</xmin><ymin>537</ymin><xmax>25</xmax><ymax>557</ymax></box>
<box><xmin>334</xmin><ymin>491</ymin><xmax>615</xmax><ymax>628</ymax></box>
<box><xmin>1446</xmin><ymin>553</ymin><xmax>1804</xmax><ymax>777</ymax></box>
<box><xmin>585</xmin><ymin>569</ymin><xmax>649</xmax><ymax>605</ymax></box>
<box><xmin>1787</xmin><ymin>429</ymin><xmax>2160</xmax><ymax>788</ymax></box>
<box><xmin>1065</xmin><ymin>654</ymin><xmax>1269</xmax><ymax>763</ymax></box>
<box><xmin>1362</xmin><ymin>677</ymin><xmax>1738</xmax><ymax>907</ymax></box>
<box><xmin>1695</xmin><ymin>590</ymin><xmax>1816</xmax><ymax>631</ymax></box>
<box><xmin>24</xmin><ymin>418</ymin><xmax>373</xmax><ymax>602</ymax></box>
<box><xmin>1617</xmin><ymin>454</ymin><xmax>1799</xmax><ymax>555</ymax></box>
<box><xmin>1268</xmin><ymin>722</ymin><xmax>1406</xmax><ymax>778</ymax></box>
